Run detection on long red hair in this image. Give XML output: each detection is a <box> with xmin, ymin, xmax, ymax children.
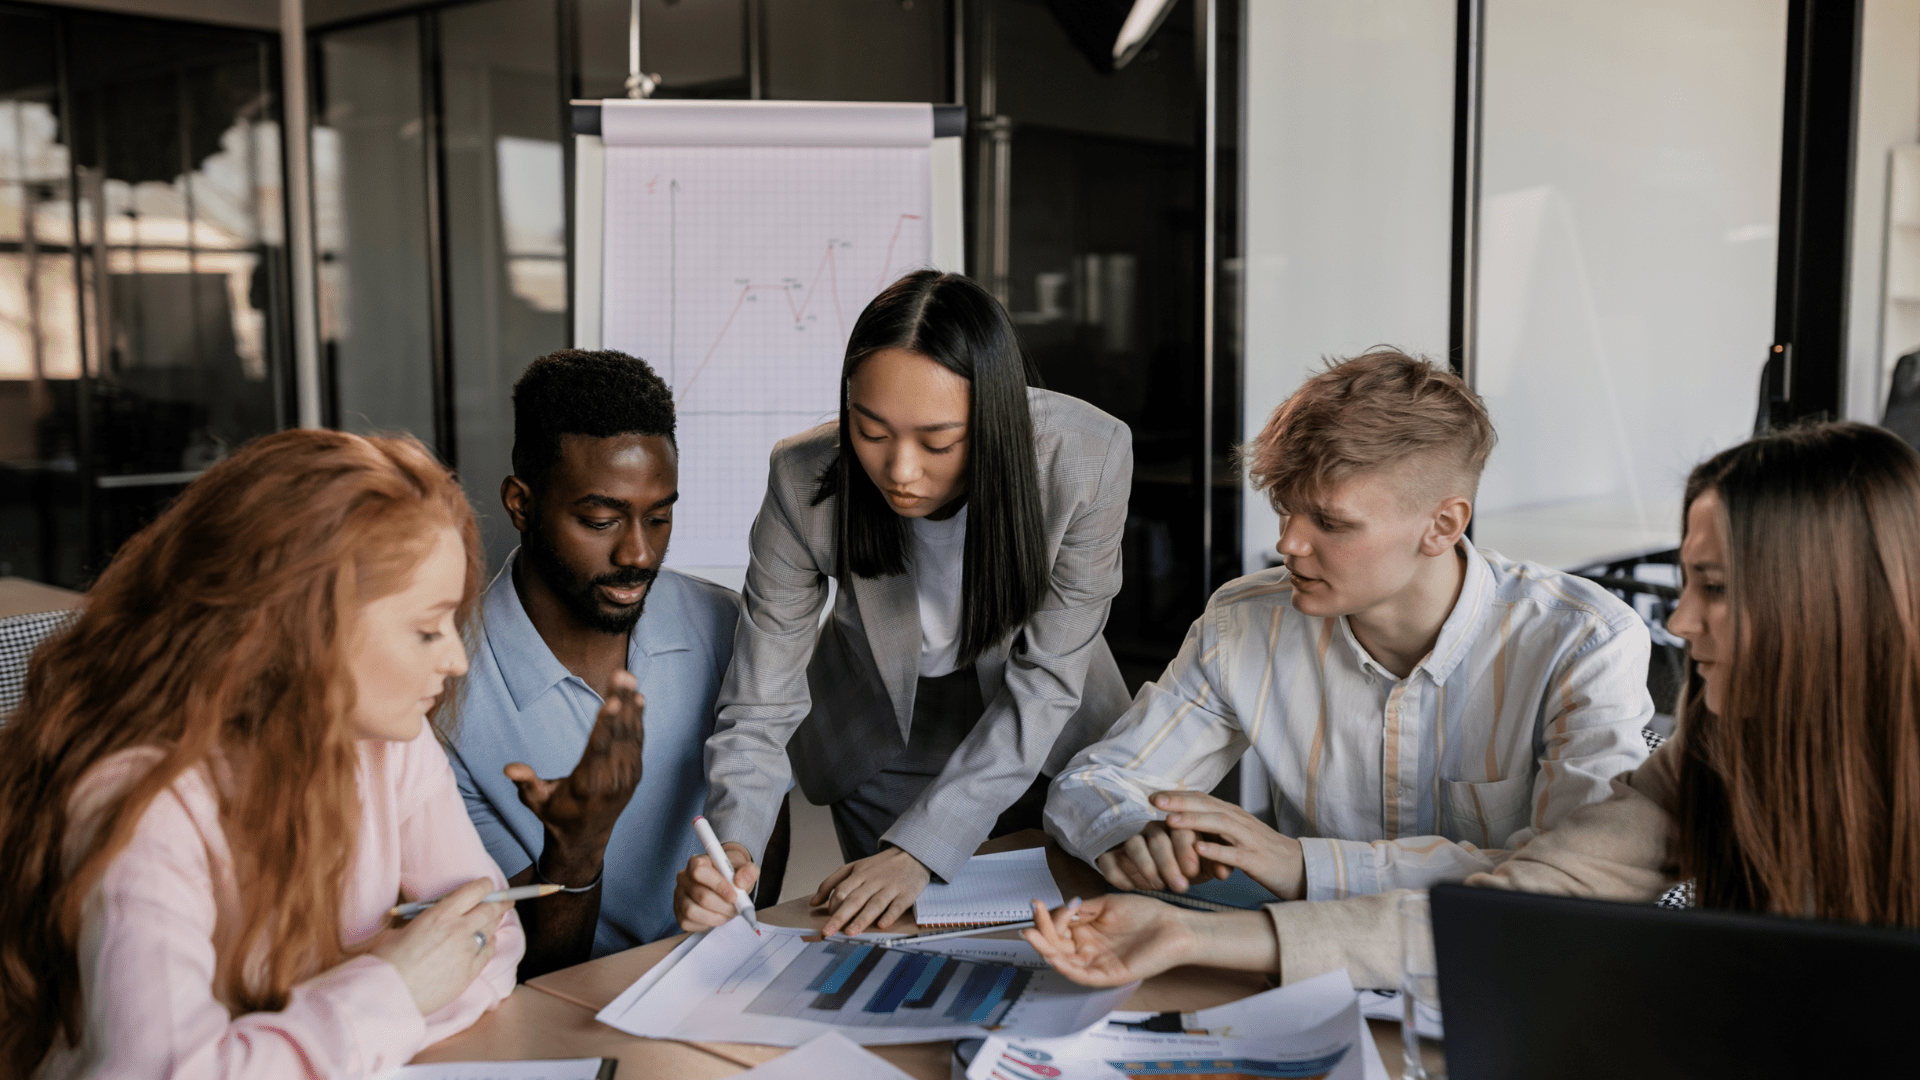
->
<box><xmin>0</xmin><ymin>429</ymin><xmax>482</xmax><ymax>1074</ymax></box>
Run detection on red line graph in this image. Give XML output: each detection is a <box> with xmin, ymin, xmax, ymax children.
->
<box><xmin>677</xmin><ymin>213</ymin><xmax>922</xmax><ymax>404</ymax></box>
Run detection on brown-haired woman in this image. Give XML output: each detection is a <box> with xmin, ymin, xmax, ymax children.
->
<box><xmin>0</xmin><ymin>430</ymin><xmax>527</xmax><ymax>1077</ymax></box>
<box><xmin>1024</xmin><ymin>420</ymin><xmax>1920</xmax><ymax>987</ymax></box>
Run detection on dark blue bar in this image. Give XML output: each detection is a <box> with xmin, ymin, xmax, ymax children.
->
<box><xmin>810</xmin><ymin>945</ymin><xmax>886</xmax><ymax>1011</ymax></box>
<box><xmin>943</xmin><ymin>963</ymin><xmax>999</xmax><ymax>1021</ymax></box>
<box><xmin>817</xmin><ymin>945</ymin><xmax>873</xmax><ymax>995</ymax></box>
<box><xmin>967</xmin><ymin>965</ymin><xmax>1019</xmax><ymax>1023</ymax></box>
<box><xmin>905</xmin><ymin>955</ymin><xmax>958</xmax><ymax>1008</ymax></box>
<box><xmin>902</xmin><ymin>955</ymin><xmax>948</xmax><ymax>1005</ymax></box>
<box><xmin>864</xmin><ymin>952</ymin><xmax>932</xmax><ymax>1014</ymax></box>
<box><xmin>805</xmin><ymin>943</ymin><xmax>855</xmax><ymax>992</ymax></box>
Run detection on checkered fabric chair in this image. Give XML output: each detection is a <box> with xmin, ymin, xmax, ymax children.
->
<box><xmin>0</xmin><ymin>608</ymin><xmax>78</xmax><ymax>721</ymax></box>
<box><xmin>1634</xmin><ymin>727</ymin><xmax>1698</xmax><ymax>908</ymax></box>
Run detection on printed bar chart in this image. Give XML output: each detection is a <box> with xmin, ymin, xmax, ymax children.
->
<box><xmin>747</xmin><ymin>941</ymin><xmax>1037</xmax><ymax>1029</ymax></box>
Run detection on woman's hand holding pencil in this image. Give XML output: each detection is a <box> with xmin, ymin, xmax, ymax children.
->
<box><xmin>370</xmin><ymin>877</ymin><xmax>514</xmax><ymax>1016</ymax></box>
<box><xmin>389</xmin><ymin>882</ymin><xmax>563</xmax><ymax>919</ymax></box>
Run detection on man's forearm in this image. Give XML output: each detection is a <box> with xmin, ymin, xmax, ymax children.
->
<box><xmin>509</xmin><ymin>836</ymin><xmax>607</xmax><ymax>980</ymax></box>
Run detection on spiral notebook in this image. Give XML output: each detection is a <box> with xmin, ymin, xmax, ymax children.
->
<box><xmin>914</xmin><ymin>848</ymin><xmax>1065</xmax><ymax>928</ymax></box>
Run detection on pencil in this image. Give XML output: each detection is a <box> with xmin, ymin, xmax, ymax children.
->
<box><xmin>389</xmin><ymin>883</ymin><xmax>563</xmax><ymax>919</ymax></box>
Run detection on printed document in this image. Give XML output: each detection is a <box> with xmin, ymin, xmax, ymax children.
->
<box><xmin>966</xmin><ymin>971</ymin><xmax>1388</xmax><ymax>1080</ymax></box>
<box><xmin>595</xmin><ymin>919</ymin><xmax>1133</xmax><ymax>1046</ymax></box>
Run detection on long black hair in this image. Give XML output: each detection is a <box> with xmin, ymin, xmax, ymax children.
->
<box><xmin>814</xmin><ymin>270</ymin><xmax>1049</xmax><ymax>666</ymax></box>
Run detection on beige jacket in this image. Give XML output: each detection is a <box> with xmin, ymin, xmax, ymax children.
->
<box><xmin>1269</xmin><ymin>738</ymin><xmax>1682</xmax><ymax>988</ymax></box>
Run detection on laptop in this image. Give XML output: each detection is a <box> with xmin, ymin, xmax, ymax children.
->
<box><xmin>1429</xmin><ymin>882</ymin><xmax>1920</xmax><ymax>1079</ymax></box>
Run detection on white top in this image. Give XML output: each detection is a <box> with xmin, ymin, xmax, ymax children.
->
<box><xmin>910</xmin><ymin>504</ymin><xmax>968</xmax><ymax>677</ymax></box>
<box><xmin>1045</xmin><ymin>544</ymin><xmax>1656</xmax><ymax>900</ymax></box>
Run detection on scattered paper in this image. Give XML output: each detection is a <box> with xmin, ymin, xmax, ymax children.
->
<box><xmin>380</xmin><ymin>1059</ymin><xmax>609</xmax><ymax>1080</ymax></box>
<box><xmin>967</xmin><ymin>971</ymin><xmax>1387</xmax><ymax>1080</ymax></box>
<box><xmin>918</xmin><ymin>849</ymin><xmax>1065</xmax><ymax>927</ymax></box>
<box><xmin>595</xmin><ymin>918</ymin><xmax>1133</xmax><ymax>1047</ymax></box>
<box><xmin>1357</xmin><ymin>988</ymin><xmax>1442</xmax><ymax>1040</ymax></box>
<box><xmin>731</xmin><ymin>1032</ymin><xmax>916</xmax><ymax>1079</ymax></box>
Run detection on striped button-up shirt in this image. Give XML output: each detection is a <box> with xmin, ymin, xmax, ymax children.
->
<box><xmin>1044</xmin><ymin>544</ymin><xmax>1653</xmax><ymax>899</ymax></box>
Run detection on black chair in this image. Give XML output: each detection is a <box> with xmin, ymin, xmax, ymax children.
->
<box><xmin>0</xmin><ymin>607</ymin><xmax>76</xmax><ymax>721</ymax></box>
<box><xmin>1883</xmin><ymin>348</ymin><xmax>1920</xmax><ymax>451</ymax></box>
<box><xmin>1572</xmin><ymin>560</ymin><xmax>1693</xmax><ymax>910</ymax></box>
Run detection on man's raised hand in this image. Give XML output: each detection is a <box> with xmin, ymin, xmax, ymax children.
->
<box><xmin>503</xmin><ymin>669</ymin><xmax>646</xmax><ymax>879</ymax></box>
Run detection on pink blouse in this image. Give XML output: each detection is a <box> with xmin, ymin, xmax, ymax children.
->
<box><xmin>38</xmin><ymin>728</ymin><xmax>525</xmax><ymax>1079</ymax></box>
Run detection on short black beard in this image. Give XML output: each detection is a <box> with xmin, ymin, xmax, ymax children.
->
<box><xmin>521</xmin><ymin>517</ymin><xmax>658</xmax><ymax>636</ymax></box>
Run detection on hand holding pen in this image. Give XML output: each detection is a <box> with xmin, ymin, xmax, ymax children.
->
<box><xmin>675</xmin><ymin>824</ymin><xmax>762</xmax><ymax>933</ymax></box>
<box><xmin>370</xmin><ymin>877</ymin><xmax>514</xmax><ymax>1016</ymax></box>
<box><xmin>390</xmin><ymin>883</ymin><xmax>564</xmax><ymax>919</ymax></box>
<box><xmin>693</xmin><ymin>816</ymin><xmax>760</xmax><ymax>934</ymax></box>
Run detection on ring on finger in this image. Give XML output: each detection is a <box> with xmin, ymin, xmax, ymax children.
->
<box><xmin>472</xmin><ymin>930</ymin><xmax>489</xmax><ymax>952</ymax></box>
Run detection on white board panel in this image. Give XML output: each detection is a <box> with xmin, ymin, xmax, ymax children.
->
<box><xmin>572</xmin><ymin>133</ymin><xmax>605</xmax><ymax>349</ymax></box>
<box><xmin>591</xmin><ymin>101</ymin><xmax>936</xmax><ymax>569</ymax></box>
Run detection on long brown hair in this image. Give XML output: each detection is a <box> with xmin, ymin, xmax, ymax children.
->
<box><xmin>1675</xmin><ymin>421</ymin><xmax>1920</xmax><ymax>924</ymax></box>
<box><xmin>0</xmin><ymin>429</ymin><xmax>482</xmax><ymax>1074</ymax></box>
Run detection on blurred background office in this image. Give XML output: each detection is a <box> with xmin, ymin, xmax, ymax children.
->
<box><xmin>1</xmin><ymin>0</ymin><xmax>1915</xmax><ymax>696</ymax></box>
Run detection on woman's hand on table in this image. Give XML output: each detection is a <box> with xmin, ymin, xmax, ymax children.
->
<box><xmin>1022</xmin><ymin>895</ymin><xmax>1281</xmax><ymax>988</ymax></box>
<box><xmin>674</xmin><ymin>842</ymin><xmax>760</xmax><ymax>932</ymax></box>
<box><xmin>811</xmin><ymin>847</ymin><xmax>931</xmax><ymax>936</ymax></box>
<box><xmin>373</xmin><ymin>877</ymin><xmax>514</xmax><ymax>1015</ymax></box>
<box><xmin>1020</xmin><ymin>894</ymin><xmax>1196</xmax><ymax>987</ymax></box>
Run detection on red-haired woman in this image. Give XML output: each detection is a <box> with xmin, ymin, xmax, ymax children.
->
<box><xmin>0</xmin><ymin>430</ymin><xmax>529</xmax><ymax>1077</ymax></box>
<box><xmin>1024</xmin><ymin>421</ymin><xmax>1920</xmax><ymax>987</ymax></box>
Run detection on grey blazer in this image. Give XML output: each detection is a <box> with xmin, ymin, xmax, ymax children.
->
<box><xmin>703</xmin><ymin>388</ymin><xmax>1135</xmax><ymax>882</ymax></box>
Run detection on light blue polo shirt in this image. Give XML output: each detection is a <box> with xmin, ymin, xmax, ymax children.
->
<box><xmin>446</xmin><ymin>554</ymin><xmax>739</xmax><ymax>955</ymax></box>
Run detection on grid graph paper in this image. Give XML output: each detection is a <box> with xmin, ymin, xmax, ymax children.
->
<box><xmin>602</xmin><ymin>143</ymin><xmax>932</xmax><ymax>568</ymax></box>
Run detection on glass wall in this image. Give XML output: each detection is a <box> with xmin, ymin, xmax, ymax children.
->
<box><xmin>1470</xmin><ymin>0</ymin><xmax>1787</xmax><ymax>569</ymax></box>
<box><xmin>442</xmin><ymin>0</ymin><xmax>568</xmax><ymax>566</ymax></box>
<box><xmin>1</xmin><ymin>8</ymin><xmax>287</xmax><ymax>588</ymax></box>
<box><xmin>1852</xmin><ymin>0</ymin><xmax>1920</xmax><ymax>423</ymax></box>
<box><xmin>0</xmin><ymin>10</ymin><xmax>83</xmax><ymax>584</ymax></box>
<box><xmin>989</xmin><ymin>0</ymin><xmax>1205</xmax><ymax>686</ymax></box>
<box><xmin>314</xmin><ymin>17</ymin><xmax>436</xmax><ymax>442</ymax></box>
<box><xmin>1238</xmin><ymin>0</ymin><xmax>1456</xmax><ymax>576</ymax></box>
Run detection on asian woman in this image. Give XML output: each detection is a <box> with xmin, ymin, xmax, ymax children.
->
<box><xmin>674</xmin><ymin>270</ymin><xmax>1135</xmax><ymax>937</ymax></box>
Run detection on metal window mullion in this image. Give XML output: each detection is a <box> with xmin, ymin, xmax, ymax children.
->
<box><xmin>419</xmin><ymin>9</ymin><xmax>457</xmax><ymax>468</ymax></box>
<box><xmin>1447</xmin><ymin>0</ymin><xmax>1484</xmax><ymax>387</ymax></box>
<box><xmin>1198</xmin><ymin>0</ymin><xmax>1217</xmax><ymax>603</ymax></box>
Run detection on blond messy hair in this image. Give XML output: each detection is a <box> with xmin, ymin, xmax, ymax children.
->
<box><xmin>1243</xmin><ymin>349</ymin><xmax>1496</xmax><ymax>515</ymax></box>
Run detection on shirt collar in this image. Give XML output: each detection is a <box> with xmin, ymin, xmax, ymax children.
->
<box><xmin>1332</xmin><ymin>541</ymin><xmax>1492</xmax><ymax>684</ymax></box>
<box><xmin>1416</xmin><ymin>541</ymin><xmax>1493</xmax><ymax>682</ymax></box>
<box><xmin>481</xmin><ymin>550</ymin><xmax>692</xmax><ymax>712</ymax></box>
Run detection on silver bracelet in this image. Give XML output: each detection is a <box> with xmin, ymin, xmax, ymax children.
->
<box><xmin>532</xmin><ymin>858</ymin><xmax>604</xmax><ymax>894</ymax></box>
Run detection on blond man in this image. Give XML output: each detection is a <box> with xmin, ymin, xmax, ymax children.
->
<box><xmin>1044</xmin><ymin>350</ymin><xmax>1652</xmax><ymax>901</ymax></box>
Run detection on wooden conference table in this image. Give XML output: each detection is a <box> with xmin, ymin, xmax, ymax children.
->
<box><xmin>413</xmin><ymin>831</ymin><xmax>1442</xmax><ymax>1078</ymax></box>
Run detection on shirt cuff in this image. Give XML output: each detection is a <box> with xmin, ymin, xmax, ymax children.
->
<box><xmin>1264</xmin><ymin>891</ymin><xmax>1408</xmax><ymax>990</ymax></box>
<box><xmin>880</xmin><ymin>814</ymin><xmax>977</xmax><ymax>885</ymax></box>
<box><xmin>297</xmin><ymin>954</ymin><xmax>429</xmax><ymax>1075</ymax></box>
<box><xmin>1298</xmin><ymin>837</ymin><xmax>1383</xmax><ymax>900</ymax></box>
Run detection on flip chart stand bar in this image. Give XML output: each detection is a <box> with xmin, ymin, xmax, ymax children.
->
<box><xmin>569</xmin><ymin>101</ymin><xmax>968</xmax><ymax>139</ymax></box>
